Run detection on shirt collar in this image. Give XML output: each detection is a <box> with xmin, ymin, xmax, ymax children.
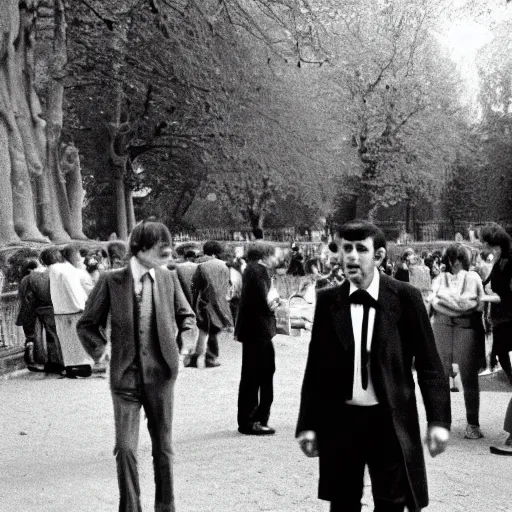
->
<box><xmin>349</xmin><ymin>266</ymin><xmax>380</xmax><ymax>301</ymax></box>
<box><xmin>130</xmin><ymin>256</ymin><xmax>155</xmax><ymax>282</ymax></box>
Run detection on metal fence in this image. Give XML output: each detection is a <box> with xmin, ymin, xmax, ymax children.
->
<box><xmin>0</xmin><ymin>291</ymin><xmax>24</xmax><ymax>350</ymax></box>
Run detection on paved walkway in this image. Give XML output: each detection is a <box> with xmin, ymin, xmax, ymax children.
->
<box><xmin>1</xmin><ymin>332</ymin><xmax>511</xmax><ymax>512</ymax></box>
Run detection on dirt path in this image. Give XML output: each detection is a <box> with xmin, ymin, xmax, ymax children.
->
<box><xmin>1</xmin><ymin>332</ymin><xmax>511</xmax><ymax>512</ymax></box>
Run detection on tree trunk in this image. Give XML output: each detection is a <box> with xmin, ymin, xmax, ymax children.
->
<box><xmin>115</xmin><ymin>176</ymin><xmax>128</xmax><ymax>240</ymax></box>
<box><xmin>5</xmin><ymin>1</ymin><xmax>46</xmax><ymax>241</ymax></box>
<box><xmin>125</xmin><ymin>184</ymin><xmax>135</xmax><ymax>233</ymax></box>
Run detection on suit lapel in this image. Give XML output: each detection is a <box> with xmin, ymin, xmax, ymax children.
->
<box><xmin>330</xmin><ymin>280</ymin><xmax>354</xmax><ymax>351</ymax></box>
<box><xmin>111</xmin><ymin>267</ymin><xmax>135</xmax><ymax>339</ymax></box>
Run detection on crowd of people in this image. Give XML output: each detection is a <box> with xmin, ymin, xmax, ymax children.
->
<box><xmin>8</xmin><ymin>219</ymin><xmax>512</xmax><ymax>512</ymax></box>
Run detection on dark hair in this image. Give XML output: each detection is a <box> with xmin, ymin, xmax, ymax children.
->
<box><xmin>337</xmin><ymin>220</ymin><xmax>386</xmax><ymax>251</ymax></box>
<box><xmin>443</xmin><ymin>243</ymin><xmax>470</xmax><ymax>272</ymax></box>
<box><xmin>328</xmin><ymin>241</ymin><xmax>338</xmax><ymax>253</ymax></box>
<box><xmin>61</xmin><ymin>245</ymin><xmax>81</xmax><ymax>265</ymax></box>
<box><xmin>253</xmin><ymin>227</ymin><xmax>264</xmax><ymax>240</ymax></box>
<box><xmin>246</xmin><ymin>242</ymin><xmax>275</xmax><ymax>262</ymax></box>
<box><xmin>40</xmin><ymin>247</ymin><xmax>64</xmax><ymax>266</ymax></box>
<box><xmin>480</xmin><ymin>223</ymin><xmax>512</xmax><ymax>255</ymax></box>
<box><xmin>107</xmin><ymin>240</ymin><xmax>127</xmax><ymax>262</ymax></box>
<box><xmin>203</xmin><ymin>240</ymin><xmax>223</xmax><ymax>257</ymax></box>
<box><xmin>79</xmin><ymin>247</ymin><xmax>89</xmax><ymax>258</ymax></box>
<box><xmin>20</xmin><ymin>259</ymin><xmax>39</xmax><ymax>278</ymax></box>
<box><xmin>84</xmin><ymin>254</ymin><xmax>100</xmax><ymax>273</ymax></box>
<box><xmin>184</xmin><ymin>250</ymin><xmax>197</xmax><ymax>260</ymax></box>
<box><xmin>129</xmin><ymin>221</ymin><xmax>172</xmax><ymax>256</ymax></box>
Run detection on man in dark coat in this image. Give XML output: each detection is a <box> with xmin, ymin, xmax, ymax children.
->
<box><xmin>192</xmin><ymin>241</ymin><xmax>232</xmax><ymax>368</ymax></box>
<box><xmin>77</xmin><ymin>221</ymin><xmax>197</xmax><ymax>512</ymax></box>
<box><xmin>235</xmin><ymin>243</ymin><xmax>279</xmax><ymax>435</ymax></box>
<box><xmin>296</xmin><ymin>220</ymin><xmax>451</xmax><ymax>512</ymax></box>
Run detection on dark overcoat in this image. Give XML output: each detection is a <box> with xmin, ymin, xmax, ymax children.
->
<box><xmin>296</xmin><ymin>274</ymin><xmax>451</xmax><ymax>509</ymax></box>
<box><xmin>77</xmin><ymin>266</ymin><xmax>197</xmax><ymax>389</ymax></box>
<box><xmin>234</xmin><ymin>261</ymin><xmax>276</xmax><ymax>345</ymax></box>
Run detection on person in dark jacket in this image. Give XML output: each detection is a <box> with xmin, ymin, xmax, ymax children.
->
<box><xmin>480</xmin><ymin>223</ymin><xmax>512</xmax><ymax>455</ymax></box>
<box><xmin>235</xmin><ymin>243</ymin><xmax>279</xmax><ymax>435</ymax></box>
<box><xmin>296</xmin><ymin>220</ymin><xmax>451</xmax><ymax>512</ymax></box>
<box><xmin>286</xmin><ymin>242</ymin><xmax>305</xmax><ymax>276</ymax></box>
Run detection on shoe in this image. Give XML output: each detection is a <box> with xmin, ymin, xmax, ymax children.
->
<box><xmin>490</xmin><ymin>435</ymin><xmax>512</xmax><ymax>455</ymax></box>
<box><xmin>238</xmin><ymin>422</ymin><xmax>275</xmax><ymax>436</ymax></box>
<box><xmin>464</xmin><ymin>424</ymin><xmax>484</xmax><ymax>439</ymax></box>
<box><xmin>205</xmin><ymin>359</ymin><xmax>221</xmax><ymax>368</ymax></box>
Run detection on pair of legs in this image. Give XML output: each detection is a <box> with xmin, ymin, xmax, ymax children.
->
<box><xmin>322</xmin><ymin>405</ymin><xmax>414</xmax><ymax>512</ymax></box>
<box><xmin>433</xmin><ymin>319</ymin><xmax>481</xmax><ymax>427</ymax></box>
<box><xmin>237</xmin><ymin>339</ymin><xmax>275</xmax><ymax>429</ymax></box>
<box><xmin>195</xmin><ymin>324</ymin><xmax>221</xmax><ymax>367</ymax></box>
<box><xmin>112</xmin><ymin>379</ymin><xmax>175</xmax><ymax>512</ymax></box>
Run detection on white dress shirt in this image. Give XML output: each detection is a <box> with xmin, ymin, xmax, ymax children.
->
<box><xmin>346</xmin><ymin>267</ymin><xmax>380</xmax><ymax>406</ymax></box>
<box><xmin>130</xmin><ymin>257</ymin><xmax>155</xmax><ymax>295</ymax></box>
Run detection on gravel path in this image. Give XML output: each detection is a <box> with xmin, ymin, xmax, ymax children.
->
<box><xmin>1</xmin><ymin>332</ymin><xmax>511</xmax><ymax>512</ymax></box>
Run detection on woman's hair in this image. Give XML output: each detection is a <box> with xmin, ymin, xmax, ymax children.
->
<box><xmin>40</xmin><ymin>247</ymin><xmax>64</xmax><ymax>266</ymax></box>
<box><xmin>129</xmin><ymin>221</ymin><xmax>172</xmax><ymax>256</ymax></box>
<box><xmin>480</xmin><ymin>223</ymin><xmax>512</xmax><ymax>255</ymax></box>
<box><xmin>443</xmin><ymin>243</ymin><xmax>471</xmax><ymax>272</ymax></box>
<box><xmin>246</xmin><ymin>243</ymin><xmax>275</xmax><ymax>262</ymax></box>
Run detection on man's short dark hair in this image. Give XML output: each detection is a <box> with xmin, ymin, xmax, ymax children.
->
<box><xmin>21</xmin><ymin>259</ymin><xmax>39</xmax><ymax>278</ymax></box>
<box><xmin>184</xmin><ymin>250</ymin><xmax>197</xmax><ymax>260</ymax></box>
<box><xmin>203</xmin><ymin>240</ymin><xmax>223</xmax><ymax>257</ymax></box>
<box><xmin>61</xmin><ymin>245</ymin><xmax>81</xmax><ymax>265</ymax></box>
<box><xmin>246</xmin><ymin>242</ymin><xmax>275</xmax><ymax>262</ymax></box>
<box><xmin>40</xmin><ymin>247</ymin><xmax>64</xmax><ymax>266</ymax></box>
<box><xmin>253</xmin><ymin>228</ymin><xmax>264</xmax><ymax>240</ymax></box>
<box><xmin>107</xmin><ymin>240</ymin><xmax>128</xmax><ymax>262</ymax></box>
<box><xmin>443</xmin><ymin>243</ymin><xmax>471</xmax><ymax>272</ymax></box>
<box><xmin>480</xmin><ymin>223</ymin><xmax>512</xmax><ymax>255</ymax></box>
<box><xmin>337</xmin><ymin>220</ymin><xmax>386</xmax><ymax>251</ymax></box>
<box><xmin>129</xmin><ymin>221</ymin><xmax>172</xmax><ymax>256</ymax></box>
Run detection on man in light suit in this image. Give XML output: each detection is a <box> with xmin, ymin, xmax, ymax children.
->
<box><xmin>77</xmin><ymin>221</ymin><xmax>197</xmax><ymax>512</ymax></box>
<box><xmin>296</xmin><ymin>220</ymin><xmax>451</xmax><ymax>512</ymax></box>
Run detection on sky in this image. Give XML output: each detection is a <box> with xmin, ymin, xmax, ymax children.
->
<box><xmin>439</xmin><ymin>2</ymin><xmax>511</xmax><ymax>118</ymax></box>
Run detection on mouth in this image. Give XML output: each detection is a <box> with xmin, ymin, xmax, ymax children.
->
<box><xmin>346</xmin><ymin>265</ymin><xmax>360</xmax><ymax>271</ymax></box>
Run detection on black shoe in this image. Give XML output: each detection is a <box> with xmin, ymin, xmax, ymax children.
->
<box><xmin>205</xmin><ymin>359</ymin><xmax>221</xmax><ymax>368</ymax></box>
<box><xmin>238</xmin><ymin>422</ymin><xmax>275</xmax><ymax>436</ymax></box>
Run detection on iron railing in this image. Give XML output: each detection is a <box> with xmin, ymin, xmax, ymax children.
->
<box><xmin>0</xmin><ymin>292</ymin><xmax>24</xmax><ymax>350</ymax></box>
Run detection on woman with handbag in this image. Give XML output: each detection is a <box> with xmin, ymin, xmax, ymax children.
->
<box><xmin>431</xmin><ymin>243</ymin><xmax>486</xmax><ymax>440</ymax></box>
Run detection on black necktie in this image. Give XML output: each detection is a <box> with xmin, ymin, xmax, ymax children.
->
<box><xmin>348</xmin><ymin>289</ymin><xmax>378</xmax><ymax>390</ymax></box>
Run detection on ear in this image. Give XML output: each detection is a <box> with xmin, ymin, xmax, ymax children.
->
<box><xmin>374</xmin><ymin>247</ymin><xmax>386</xmax><ymax>267</ymax></box>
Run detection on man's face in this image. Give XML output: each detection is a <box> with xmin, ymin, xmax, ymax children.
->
<box><xmin>137</xmin><ymin>243</ymin><xmax>173</xmax><ymax>269</ymax></box>
<box><xmin>340</xmin><ymin>237</ymin><xmax>376</xmax><ymax>289</ymax></box>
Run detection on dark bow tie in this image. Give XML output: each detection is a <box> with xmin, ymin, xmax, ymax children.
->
<box><xmin>348</xmin><ymin>289</ymin><xmax>378</xmax><ymax>309</ymax></box>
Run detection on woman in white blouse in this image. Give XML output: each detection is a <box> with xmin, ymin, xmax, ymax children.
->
<box><xmin>431</xmin><ymin>243</ymin><xmax>486</xmax><ymax>440</ymax></box>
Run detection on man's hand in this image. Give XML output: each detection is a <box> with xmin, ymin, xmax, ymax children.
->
<box><xmin>425</xmin><ymin>425</ymin><xmax>449</xmax><ymax>457</ymax></box>
<box><xmin>297</xmin><ymin>430</ymin><xmax>319</xmax><ymax>458</ymax></box>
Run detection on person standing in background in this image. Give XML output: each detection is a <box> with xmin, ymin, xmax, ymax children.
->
<box><xmin>192</xmin><ymin>241</ymin><xmax>233</xmax><ymax>368</ymax></box>
<box><xmin>235</xmin><ymin>243</ymin><xmax>279</xmax><ymax>436</ymax></box>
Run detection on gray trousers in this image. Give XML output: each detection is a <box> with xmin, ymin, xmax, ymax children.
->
<box><xmin>112</xmin><ymin>380</ymin><xmax>175</xmax><ymax>512</ymax></box>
